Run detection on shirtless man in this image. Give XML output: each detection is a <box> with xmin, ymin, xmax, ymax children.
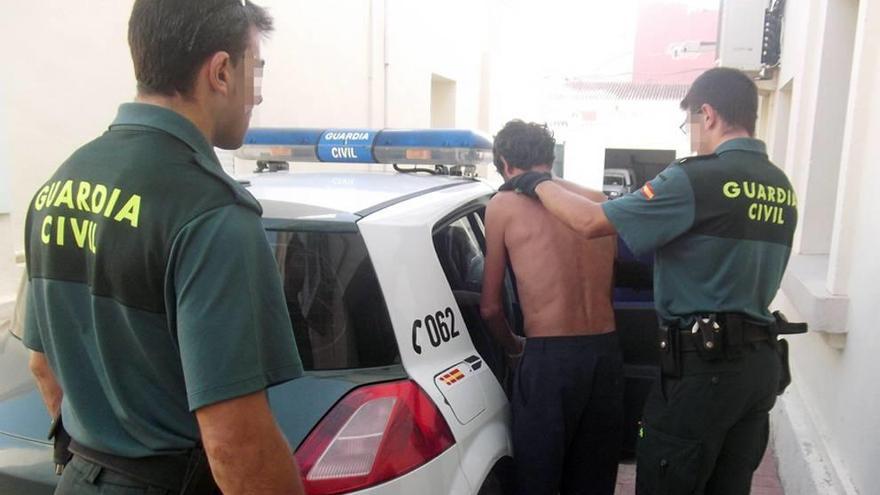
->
<box><xmin>480</xmin><ymin>120</ymin><xmax>624</xmax><ymax>495</ymax></box>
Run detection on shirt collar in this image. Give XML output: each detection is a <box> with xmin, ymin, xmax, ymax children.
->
<box><xmin>714</xmin><ymin>137</ymin><xmax>768</xmax><ymax>156</ymax></box>
<box><xmin>110</xmin><ymin>103</ymin><xmax>219</xmax><ymax>165</ymax></box>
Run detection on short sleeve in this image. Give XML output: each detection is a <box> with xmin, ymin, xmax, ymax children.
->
<box><xmin>170</xmin><ymin>205</ymin><xmax>303</xmax><ymax>411</ymax></box>
<box><xmin>601</xmin><ymin>165</ymin><xmax>696</xmax><ymax>256</ymax></box>
<box><xmin>21</xmin><ymin>280</ymin><xmax>44</xmax><ymax>352</ymax></box>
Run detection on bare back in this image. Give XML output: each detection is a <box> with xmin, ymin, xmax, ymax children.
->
<box><xmin>494</xmin><ymin>192</ymin><xmax>616</xmax><ymax>337</ymax></box>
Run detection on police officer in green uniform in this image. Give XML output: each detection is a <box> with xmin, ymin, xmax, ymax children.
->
<box><xmin>23</xmin><ymin>1</ymin><xmax>306</xmax><ymax>493</ymax></box>
<box><xmin>501</xmin><ymin>68</ymin><xmax>798</xmax><ymax>494</ymax></box>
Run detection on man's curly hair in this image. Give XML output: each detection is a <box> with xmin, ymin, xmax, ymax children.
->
<box><xmin>493</xmin><ymin>120</ymin><xmax>556</xmax><ymax>175</ymax></box>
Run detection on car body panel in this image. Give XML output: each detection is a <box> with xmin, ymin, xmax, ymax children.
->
<box><xmin>358</xmin><ymin>181</ymin><xmax>512</xmax><ymax>489</ymax></box>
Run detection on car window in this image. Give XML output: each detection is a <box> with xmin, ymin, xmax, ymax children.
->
<box><xmin>433</xmin><ymin>216</ymin><xmax>485</xmax><ymax>293</ymax></box>
<box><xmin>265</xmin><ymin>229</ymin><xmax>399</xmax><ymax>371</ymax></box>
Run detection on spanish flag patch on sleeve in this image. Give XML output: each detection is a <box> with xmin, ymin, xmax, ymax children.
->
<box><xmin>641</xmin><ymin>182</ymin><xmax>656</xmax><ymax>200</ymax></box>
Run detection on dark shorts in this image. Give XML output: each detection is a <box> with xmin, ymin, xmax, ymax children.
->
<box><xmin>512</xmin><ymin>332</ymin><xmax>625</xmax><ymax>495</ymax></box>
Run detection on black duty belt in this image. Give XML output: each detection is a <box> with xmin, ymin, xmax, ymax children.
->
<box><xmin>69</xmin><ymin>439</ymin><xmax>199</xmax><ymax>492</ymax></box>
<box><xmin>677</xmin><ymin>319</ymin><xmax>771</xmax><ymax>352</ymax></box>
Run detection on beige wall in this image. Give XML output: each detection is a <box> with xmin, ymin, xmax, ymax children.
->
<box><xmin>764</xmin><ymin>0</ymin><xmax>880</xmax><ymax>492</ymax></box>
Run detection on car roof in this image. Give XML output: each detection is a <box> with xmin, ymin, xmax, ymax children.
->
<box><xmin>242</xmin><ymin>171</ymin><xmax>482</xmax><ymax>220</ymax></box>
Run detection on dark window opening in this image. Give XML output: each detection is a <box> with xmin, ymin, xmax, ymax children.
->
<box><xmin>265</xmin><ymin>229</ymin><xmax>398</xmax><ymax>371</ymax></box>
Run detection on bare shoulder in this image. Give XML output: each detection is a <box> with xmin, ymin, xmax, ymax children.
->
<box><xmin>487</xmin><ymin>191</ymin><xmax>525</xmax><ymax>217</ymax></box>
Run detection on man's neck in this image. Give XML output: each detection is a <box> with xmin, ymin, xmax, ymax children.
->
<box><xmin>713</xmin><ymin>128</ymin><xmax>752</xmax><ymax>152</ymax></box>
<box><xmin>135</xmin><ymin>93</ymin><xmax>215</xmax><ymax>146</ymax></box>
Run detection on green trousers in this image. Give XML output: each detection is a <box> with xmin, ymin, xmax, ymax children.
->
<box><xmin>636</xmin><ymin>340</ymin><xmax>781</xmax><ymax>495</ymax></box>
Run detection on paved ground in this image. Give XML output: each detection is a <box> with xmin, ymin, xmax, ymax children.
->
<box><xmin>615</xmin><ymin>446</ymin><xmax>784</xmax><ymax>494</ymax></box>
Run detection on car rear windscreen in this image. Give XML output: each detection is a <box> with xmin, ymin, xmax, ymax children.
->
<box><xmin>265</xmin><ymin>229</ymin><xmax>399</xmax><ymax>371</ymax></box>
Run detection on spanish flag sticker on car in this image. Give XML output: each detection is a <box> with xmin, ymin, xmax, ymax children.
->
<box><xmin>642</xmin><ymin>182</ymin><xmax>656</xmax><ymax>200</ymax></box>
<box><xmin>439</xmin><ymin>368</ymin><xmax>466</xmax><ymax>386</ymax></box>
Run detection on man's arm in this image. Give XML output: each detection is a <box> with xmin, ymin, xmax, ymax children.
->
<box><xmin>197</xmin><ymin>391</ymin><xmax>304</xmax><ymax>495</ymax></box>
<box><xmin>28</xmin><ymin>351</ymin><xmax>62</xmax><ymax>417</ymax></box>
<box><xmin>534</xmin><ymin>181</ymin><xmax>617</xmax><ymax>239</ymax></box>
<box><xmin>479</xmin><ymin>199</ymin><xmax>524</xmax><ymax>356</ymax></box>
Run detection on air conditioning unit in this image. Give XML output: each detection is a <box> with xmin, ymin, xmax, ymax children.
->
<box><xmin>717</xmin><ymin>0</ymin><xmax>769</xmax><ymax>72</ymax></box>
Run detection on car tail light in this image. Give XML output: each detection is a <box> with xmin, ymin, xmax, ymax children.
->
<box><xmin>295</xmin><ymin>380</ymin><xmax>456</xmax><ymax>494</ymax></box>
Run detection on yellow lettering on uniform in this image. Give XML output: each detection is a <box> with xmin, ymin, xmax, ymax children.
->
<box><xmin>791</xmin><ymin>191</ymin><xmax>798</xmax><ymax>207</ymax></box>
<box><xmin>761</xmin><ymin>204</ymin><xmax>774</xmax><ymax>222</ymax></box>
<box><xmin>76</xmin><ymin>182</ymin><xmax>92</xmax><ymax>213</ymax></box>
<box><xmin>748</xmin><ymin>203</ymin><xmax>759</xmax><ymax>220</ymax></box>
<box><xmin>723</xmin><ymin>182</ymin><xmax>741</xmax><ymax>199</ymax></box>
<box><xmin>41</xmin><ymin>216</ymin><xmax>53</xmax><ymax>244</ymax></box>
<box><xmin>53</xmin><ymin>180</ymin><xmax>75</xmax><ymax>209</ymax></box>
<box><xmin>777</xmin><ymin>207</ymin><xmax>785</xmax><ymax>225</ymax></box>
<box><xmin>46</xmin><ymin>181</ymin><xmax>61</xmax><ymax>207</ymax></box>
<box><xmin>776</xmin><ymin>187</ymin><xmax>787</xmax><ymax>204</ymax></box>
<box><xmin>71</xmin><ymin>218</ymin><xmax>90</xmax><ymax>248</ymax></box>
<box><xmin>113</xmin><ymin>195</ymin><xmax>141</xmax><ymax>228</ymax></box>
<box><xmin>757</xmin><ymin>184</ymin><xmax>767</xmax><ymax>201</ymax></box>
<box><xmin>34</xmin><ymin>186</ymin><xmax>50</xmax><ymax>211</ymax></box>
<box><xmin>91</xmin><ymin>185</ymin><xmax>107</xmax><ymax>213</ymax></box>
<box><xmin>103</xmin><ymin>189</ymin><xmax>121</xmax><ymax>218</ymax></box>
<box><xmin>88</xmin><ymin>222</ymin><xmax>97</xmax><ymax>254</ymax></box>
<box><xmin>743</xmin><ymin>182</ymin><xmax>756</xmax><ymax>199</ymax></box>
<box><xmin>56</xmin><ymin>216</ymin><xmax>66</xmax><ymax>246</ymax></box>
<box><xmin>767</xmin><ymin>187</ymin><xmax>776</xmax><ymax>203</ymax></box>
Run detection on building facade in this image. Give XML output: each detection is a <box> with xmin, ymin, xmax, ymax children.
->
<box><xmin>755</xmin><ymin>0</ymin><xmax>879</xmax><ymax>493</ymax></box>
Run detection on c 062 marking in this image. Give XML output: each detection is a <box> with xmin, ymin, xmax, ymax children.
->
<box><xmin>412</xmin><ymin>307</ymin><xmax>459</xmax><ymax>354</ymax></box>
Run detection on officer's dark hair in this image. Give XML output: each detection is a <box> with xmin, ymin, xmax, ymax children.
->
<box><xmin>493</xmin><ymin>120</ymin><xmax>556</xmax><ymax>175</ymax></box>
<box><xmin>680</xmin><ymin>67</ymin><xmax>758</xmax><ymax>136</ymax></box>
<box><xmin>128</xmin><ymin>0</ymin><xmax>273</xmax><ymax>97</ymax></box>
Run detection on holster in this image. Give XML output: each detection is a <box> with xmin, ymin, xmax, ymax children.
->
<box><xmin>47</xmin><ymin>415</ymin><xmax>73</xmax><ymax>475</ymax></box>
<box><xmin>658</xmin><ymin>325</ymin><xmax>681</xmax><ymax>377</ymax></box>
<box><xmin>771</xmin><ymin>311</ymin><xmax>805</xmax><ymax>395</ymax></box>
<box><xmin>775</xmin><ymin>338</ymin><xmax>793</xmax><ymax>395</ymax></box>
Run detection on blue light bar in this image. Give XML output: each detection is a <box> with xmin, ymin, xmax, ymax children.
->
<box><xmin>235</xmin><ymin>128</ymin><xmax>493</xmax><ymax>167</ymax></box>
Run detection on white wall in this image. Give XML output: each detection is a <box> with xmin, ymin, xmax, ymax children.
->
<box><xmin>765</xmin><ymin>0</ymin><xmax>880</xmax><ymax>492</ymax></box>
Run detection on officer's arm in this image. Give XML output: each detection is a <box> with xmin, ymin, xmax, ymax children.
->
<box><xmin>480</xmin><ymin>199</ymin><xmax>523</xmax><ymax>356</ymax></box>
<box><xmin>28</xmin><ymin>351</ymin><xmax>62</xmax><ymax>417</ymax></box>
<box><xmin>553</xmin><ymin>178</ymin><xmax>608</xmax><ymax>203</ymax></box>
<box><xmin>535</xmin><ymin>181</ymin><xmax>617</xmax><ymax>239</ymax></box>
<box><xmin>196</xmin><ymin>390</ymin><xmax>305</xmax><ymax>495</ymax></box>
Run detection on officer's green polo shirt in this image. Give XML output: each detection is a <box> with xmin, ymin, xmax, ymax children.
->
<box><xmin>602</xmin><ymin>138</ymin><xmax>797</xmax><ymax>326</ymax></box>
<box><xmin>23</xmin><ymin>103</ymin><xmax>303</xmax><ymax>457</ymax></box>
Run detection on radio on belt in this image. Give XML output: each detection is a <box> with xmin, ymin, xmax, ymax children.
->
<box><xmin>235</xmin><ymin>127</ymin><xmax>493</xmax><ymax>176</ymax></box>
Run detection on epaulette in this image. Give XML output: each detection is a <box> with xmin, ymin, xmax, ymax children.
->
<box><xmin>675</xmin><ymin>153</ymin><xmax>717</xmax><ymax>165</ymax></box>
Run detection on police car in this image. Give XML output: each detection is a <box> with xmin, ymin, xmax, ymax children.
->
<box><xmin>0</xmin><ymin>127</ymin><xmax>660</xmax><ymax>494</ymax></box>
<box><xmin>0</xmin><ymin>128</ymin><xmax>516</xmax><ymax>494</ymax></box>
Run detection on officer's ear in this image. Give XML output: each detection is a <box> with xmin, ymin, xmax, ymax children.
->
<box><xmin>700</xmin><ymin>103</ymin><xmax>720</xmax><ymax>131</ymax></box>
<box><xmin>205</xmin><ymin>51</ymin><xmax>233</xmax><ymax>97</ymax></box>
